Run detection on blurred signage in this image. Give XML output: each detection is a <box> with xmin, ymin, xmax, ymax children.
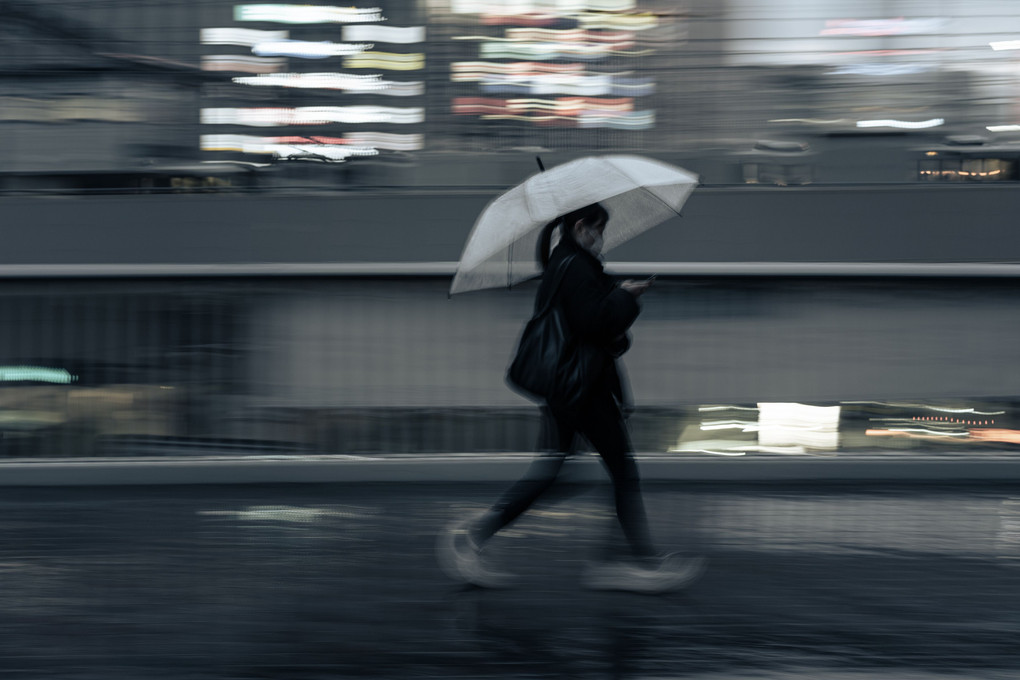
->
<box><xmin>201</xmin><ymin>4</ymin><xmax>426</xmax><ymax>162</ymax></box>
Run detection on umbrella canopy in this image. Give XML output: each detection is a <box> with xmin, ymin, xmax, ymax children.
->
<box><xmin>450</xmin><ymin>154</ymin><xmax>700</xmax><ymax>295</ymax></box>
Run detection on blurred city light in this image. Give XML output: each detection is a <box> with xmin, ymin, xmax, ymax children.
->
<box><xmin>856</xmin><ymin>118</ymin><xmax>945</xmax><ymax>129</ymax></box>
<box><xmin>200</xmin><ymin>106</ymin><xmax>425</xmax><ymax>125</ymax></box>
<box><xmin>234</xmin><ymin>4</ymin><xmax>385</xmax><ymax>24</ymax></box>
<box><xmin>0</xmin><ymin>367</ymin><xmax>76</xmax><ymax>384</ymax></box>
<box><xmin>251</xmin><ymin>40</ymin><xmax>374</xmax><ymax>59</ymax></box>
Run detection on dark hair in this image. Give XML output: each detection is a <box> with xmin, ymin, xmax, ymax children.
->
<box><xmin>535</xmin><ymin>203</ymin><xmax>608</xmax><ymax>270</ymax></box>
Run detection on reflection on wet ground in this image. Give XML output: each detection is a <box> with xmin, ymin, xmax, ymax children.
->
<box><xmin>1</xmin><ymin>482</ymin><xmax>1019</xmax><ymax>679</ymax></box>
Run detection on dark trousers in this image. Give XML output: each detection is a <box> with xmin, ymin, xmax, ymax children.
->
<box><xmin>478</xmin><ymin>390</ymin><xmax>656</xmax><ymax>558</ymax></box>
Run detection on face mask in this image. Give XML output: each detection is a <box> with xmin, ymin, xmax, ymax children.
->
<box><xmin>586</xmin><ymin>230</ymin><xmax>604</xmax><ymax>256</ymax></box>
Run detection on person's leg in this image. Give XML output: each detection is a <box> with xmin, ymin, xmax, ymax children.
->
<box><xmin>576</xmin><ymin>392</ymin><xmax>656</xmax><ymax>560</ymax></box>
<box><xmin>472</xmin><ymin>406</ymin><xmax>575</xmax><ymax>543</ymax></box>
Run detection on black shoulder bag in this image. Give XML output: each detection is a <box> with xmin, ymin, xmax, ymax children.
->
<box><xmin>506</xmin><ymin>255</ymin><xmax>607</xmax><ymax>410</ymax></box>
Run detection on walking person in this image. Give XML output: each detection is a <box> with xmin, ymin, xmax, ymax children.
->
<box><xmin>438</xmin><ymin>203</ymin><xmax>704</xmax><ymax>592</ymax></box>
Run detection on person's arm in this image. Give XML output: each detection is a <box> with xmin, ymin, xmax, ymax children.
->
<box><xmin>560</xmin><ymin>259</ymin><xmax>640</xmax><ymax>343</ymax></box>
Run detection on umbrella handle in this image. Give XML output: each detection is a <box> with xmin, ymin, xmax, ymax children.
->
<box><xmin>536</xmin><ymin>156</ymin><xmax>545</xmax><ymax>172</ymax></box>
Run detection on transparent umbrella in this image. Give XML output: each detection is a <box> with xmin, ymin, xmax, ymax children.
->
<box><xmin>450</xmin><ymin>154</ymin><xmax>700</xmax><ymax>295</ymax></box>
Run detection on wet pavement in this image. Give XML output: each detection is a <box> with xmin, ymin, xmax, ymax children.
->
<box><xmin>2</xmin><ymin>480</ymin><xmax>1020</xmax><ymax>679</ymax></box>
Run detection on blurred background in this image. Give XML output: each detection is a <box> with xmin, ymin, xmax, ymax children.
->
<box><xmin>2</xmin><ymin>0</ymin><xmax>1020</xmax><ymax>459</ymax></box>
<box><xmin>7</xmin><ymin>6</ymin><xmax>1020</xmax><ymax>678</ymax></box>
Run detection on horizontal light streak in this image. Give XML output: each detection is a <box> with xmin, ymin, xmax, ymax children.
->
<box><xmin>474</xmin><ymin>11</ymin><xmax>657</xmax><ymax>30</ymax></box>
<box><xmin>872</xmin><ymin>416</ymin><xmax>996</xmax><ymax>423</ymax></box>
<box><xmin>457</xmin><ymin>32</ymin><xmax>635</xmax><ymax>49</ymax></box>
<box><xmin>235</xmin><ymin>4</ymin><xmax>385</xmax><ymax>24</ymax></box>
<box><xmin>453</xmin><ymin>96</ymin><xmax>633</xmax><ymax>114</ymax></box>
<box><xmin>503</xmin><ymin>28</ymin><xmax>635</xmax><ymax>43</ymax></box>
<box><xmin>342</xmin><ymin>25</ymin><xmax>425</xmax><ymax>43</ymax></box>
<box><xmin>451</xmin><ymin>1</ymin><xmax>637</xmax><ymax>12</ymax></box>
<box><xmin>829</xmin><ymin>64</ymin><xmax>931</xmax><ymax>76</ymax></box>
<box><xmin>452</xmin><ymin>61</ymin><xmax>585</xmax><ymax>78</ymax></box>
<box><xmin>473</xmin><ymin>111</ymin><xmax>654</xmax><ymax>129</ymax></box>
<box><xmin>987</xmin><ymin>125</ymin><xmax>1020</xmax><ymax>132</ymax></box>
<box><xmin>0</xmin><ymin>366</ymin><xmax>76</xmax><ymax>384</ymax></box>
<box><xmin>867</xmin><ymin>428</ymin><xmax>970</xmax><ymax>437</ymax></box>
<box><xmin>252</xmin><ymin>40</ymin><xmax>373</xmax><ymax>58</ymax></box>
<box><xmin>479</xmin><ymin>13</ymin><xmax>563</xmax><ymax>27</ymax></box>
<box><xmin>202</xmin><ymin>55</ymin><xmax>287</xmax><ymax>73</ymax></box>
<box><xmin>856</xmin><ymin>118</ymin><xmax>944</xmax><ymax>129</ymax></box>
<box><xmin>202</xmin><ymin>137</ymin><xmax>378</xmax><ymax>161</ymax></box>
<box><xmin>201</xmin><ymin>28</ymin><xmax>289</xmax><ymax>46</ymax></box>
<box><xmin>700</xmin><ymin>420</ymin><xmax>759</xmax><ymax>432</ymax></box>
<box><xmin>201</xmin><ymin>133</ymin><xmax>423</xmax><ymax>152</ymax></box>
<box><xmin>342</xmin><ymin>52</ymin><xmax>425</xmax><ymax>70</ymax></box>
<box><xmin>478</xmin><ymin>41</ymin><xmax>652</xmax><ymax>60</ymax></box>
<box><xmin>970</xmin><ymin>429</ymin><xmax>1020</xmax><ymax>444</ymax></box>
<box><xmin>990</xmin><ymin>40</ymin><xmax>1020</xmax><ymax>51</ymax></box>
<box><xmin>820</xmin><ymin>18</ymin><xmax>946</xmax><ymax>37</ymax></box>
<box><xmin>579</xmin><ymin>111</ymin><xmax>653</xmax><ymax>127</ymax></box>
<box><xmin>201</xmin><ymin>106</ymin><xmax>424</xmax><ymax>125</ymax></box>
<box><xmin>478</xmin><ymin>73</ymin><xmax>654</xmax><ymax>96</ymax></box>
<box><xmin>576</xmin><ymin>12</ymin><xmax>658</xmax><ymax>30</ymax></box>
<box><xmin>920</xmin><ymin>169</ymin><xmax>1003</xmax><ymax>178</ymax></box>
<box><xmin>842</xmin><ymin>402</ymin><xmax>1006</xmax><ymax>415</ymax></box>
<box><xmin>233</xmin><ymin>73</ymin><xmax>423</xmax><ymax>95</ymax></box>
<box><xmin>344</xmin><ymin>132</ymin><xmax>423</xmax><ymax>150</ymax></box>
<box><xmin>769</xmin><ymin>118</ymin><xmax>849</xmax><ymax>125</ymax></box>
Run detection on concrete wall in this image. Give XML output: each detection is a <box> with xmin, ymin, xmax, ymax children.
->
<box><xmin>1</xmin><ymin>183</ymin><xmax>1019</xmax><ymax>268</ymax></box>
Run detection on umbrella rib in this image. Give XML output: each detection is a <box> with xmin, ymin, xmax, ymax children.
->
<box><xmin>634</xmin><ymin>183</ymin><xmax>684</xmax><ymax>218</ymax></box>
<box><xmin>604</xmin><ymin>157</ymin><xmax>692</xmax><ymax>217</ymax></box>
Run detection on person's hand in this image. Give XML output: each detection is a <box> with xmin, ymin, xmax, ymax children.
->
<box><xmin>620</xmin><ymin>279</ymin><xmax>653</xmax><ymax>297</ymax></box>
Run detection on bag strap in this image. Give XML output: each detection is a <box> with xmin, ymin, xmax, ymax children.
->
<box><xmin>533</xmin><ymin>253</ymin><xmax>577</xmax><ymax>319</ymax></box>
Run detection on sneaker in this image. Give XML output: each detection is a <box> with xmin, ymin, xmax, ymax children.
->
<box><xmin>436</xmin><ymin>517</ymin><xmax>516</xmax><ymax>589</ymax></box>
<box><xmin>584</xmin><ymin>554</ymin><xmax>706</xmax><ymax>594</ymax></box>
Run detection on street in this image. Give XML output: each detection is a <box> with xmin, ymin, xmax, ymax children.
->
<box><xmin>1</xmin><ymin>480</ymin><xmax>1019</xmax><ymax>678</ymax></box>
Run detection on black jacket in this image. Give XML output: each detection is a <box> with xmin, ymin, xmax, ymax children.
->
<box><xmin>535</xmin><ymin>239</ymin><xmax>641</xmax><ymax>409</ymax></box>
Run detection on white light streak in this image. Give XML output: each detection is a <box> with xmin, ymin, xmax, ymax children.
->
<box><xmin>342</xmin><ymin>25</ymin><xmax>425</xmax><ymax>43</ymax></box>
<box><xmin>451</xmin><ymin>0</ymin><xmax>636</xmax><ymax>12</ymax></box>
<box><xmin>235</xmin><ymin>4</ymin><xmax>385</xmax><ymax>24</ymax></box>
<box><xmin>233</xmin><ymin>73</ymin><xmax>423</xmax><ymax>95</ymax></box>
<box><xmin>987</xmin><ymin>125</ymin><xmax>1020</xmax><ymax>132</ymax></box>
<box><xmin>201</xmin><ymin>134</ymin><xmax>379</xmax><ymax>160</ymax></box>
<box><xmin>820</xmin><ymin>18</ymin><xmax>946</xmax><ymax>37</ymax></box>
<box><xmin>842</xmin><ymin>401</ymin><xmax>1005</xmax><ymax>415</ymax></box>
<box><xmin>700</xmin><ymin>420</ymin><xmax>759</xmax><ymax>432</ymax></box>
<box><xmin>758</xmin><ymin>403</ymin><xmax>841</xmax><ymax>451</ymax></box>
<box><xmin>344</xmin><ymin>132</ymin><xmax>423</xmax><ymax>150</ymax></box>
<box><xmin>856</xmin><ymin>118</ymin><xmax>944</xmax><ymax>129</ymax></box>
<box><xmin>830</xmin><ymin>64</ymin><xmax>930</xmax><ymax>76</ymax></box>
<box><xmin>252</xmin><ymin>40</ymin><xmax>373</xmax><ymax>58</ymax></box>
<box><xmin>881</xmin><ymin>428</ymin><xmax>971</xmax><ymax>437</ymax></box>
<box><xmin>990</xmin><ymin>40</ymin><xmax>1020</xmax><ymax>51</ymax></box>
<box><xmin>202</xmin><ymin>133</ymin><xmax>423</xmax><ymax>152</ymax></box>
<box><xmin>201</xmin><ymin>28</ymin><xmax>289</xmax><ymax>46</ymax></box>
<box><xmin>769</xmin><ymin>118</ymin><xmax>849</xmax><ymax>125</ymax></box>
<box><xmin>201</xmin><ymin>106</ymin><xmax>424</xmax><ymax>126</ymax></box>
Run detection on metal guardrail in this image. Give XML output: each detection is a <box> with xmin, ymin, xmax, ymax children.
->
<box><xmin>1</xmin><ymin>262</ymin><xmax>1019</xmax><ymax>279</ymax></box>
